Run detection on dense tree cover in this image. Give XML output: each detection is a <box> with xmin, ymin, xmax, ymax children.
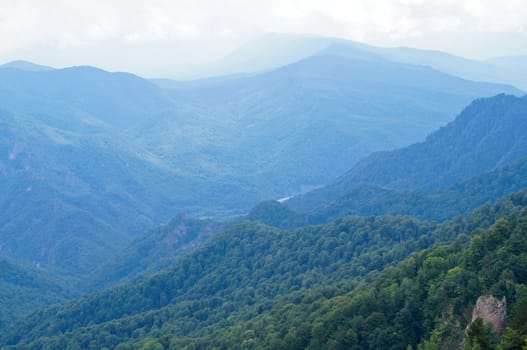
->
<box><xmin>3</xmin><ymin>190</ymin><xmax>527</xmax><ymax>349</ymax></box>
<box><xmin>290</xmin><ymin>94</ymin><xmax>527</xmax><ymax>212</ymax></box>
<box><xmin>0</xmin><ymin>216</ymin><xmax>437</xmax><ymax>348</ymax></box>
<box><xmin>0</xmin><ymin>258</ymin><xmax>74</xmax><ymax>329</ymax></box>
<box><xmin>313</xmin><ymin>156</ymin><xmax>527</xmax><ymax>223</ymax></box>
<box><xmin>126</xmin><ymin>191</ymin><xmax>527</xmax><ymax>350</ymax></box>
<box><xmin>247</xmin><ymin>200</ymin><xmax>310</xmax><ymax>229</ymax></box>
<box><xmin>86</xmin><ymin>215</ymin><xmax>223</xmax><ymax>291</ymax></box>
<box><xmin>249</xmin><ymin>157</ymin><xmax>527</xmax><ymax>229</ymax></box>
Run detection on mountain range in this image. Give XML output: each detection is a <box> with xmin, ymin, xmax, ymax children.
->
<box><xmin>191</xmin><ymin>33</ymin><xmax>527</xmax><ymax>90</ymax></box>
<box><xmin>3</xmin><ymin>189</ymin><xmax>526</xmax><ymax>349</ymax></box>
<box><xmin>249</xmin><ymin>155</ymin><xmax>527</xmax><ymax>229</ymax></box>
<box><xmin>1</xmin><ymin>90</ymin><xmax>522</xmax><ymax>344</ymax></box>
<box><xmin>1</xmin><ymin>34</ymin><xmax>527</xmax><ymax>350</ymax></box>
<box><xmin>151</xmin><ymin>52</ymin><xmax>520</xmax><ymax>196</ymax></box>
<box><xmin>289</xmin><ymin>94</ymin><xmax>527</xmax><ymax>212</ymax></box>
<box><xmin>0</xmin><ymin>60</ymin><xmax>54</xmax><ymax>72</ymax></box>
<box><xmin>0</xmin><ymin>42</ymin><xmax>520</xmax><ymax>276</ymax></box>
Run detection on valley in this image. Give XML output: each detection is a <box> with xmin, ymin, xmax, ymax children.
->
<box><xmin>0</xmin><ymin>32</ymin><xmax>526</xmax><ymax>350</ymax></box>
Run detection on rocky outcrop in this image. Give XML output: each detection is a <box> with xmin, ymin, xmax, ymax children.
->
<box><xmin>470</xmin><ymin>295</ymin><xmax>507</xmax><ymax>333</ymax></box>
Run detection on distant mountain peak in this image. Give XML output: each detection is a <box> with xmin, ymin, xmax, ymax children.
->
<box><xmin>0</xmin><ymin>60</ymin><xmax>55</xmax><ymax>71</ymax></box>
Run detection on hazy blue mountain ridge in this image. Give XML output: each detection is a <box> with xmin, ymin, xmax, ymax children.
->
<box><xmin>0</xmin><ymin>66</ymin><xmax>174</xmax><ymax>130</ymax></box>
<box><xmin>196</xmin><ymin>33</ymin><xmax>527</xmax><ymax>90</ymax></box>
<box><xmin>248</xmin><ymin>155</ymin><xmax>527</xmax><ymax>230</ymax></box>
<box><xmin>0</xmin><ymin>60</ymin><xmax>55</xmax><ymax>72</ymax></box>
<box><xmin>0</xmin><ymin>48</ymin><xmax>522</xmax><ymax>276</ymax></box>
<box><xmin>152</xmin><ymin>53</ymin><xmax>521</xmax><ymax>197</ymax></box>
<box><xmin>290</xmin><ymin>94</ymin><xmax>527</xmax><ymax>211</ymax></box>
<box><xmin>0</xmin><ymin>109</ymin><xmax>196</xmax><ymax>275</ymax></box>
<box><xmin>0</xmin><ymin>49</ymin><xmax>526</xmax><ymax>348</ymax></box>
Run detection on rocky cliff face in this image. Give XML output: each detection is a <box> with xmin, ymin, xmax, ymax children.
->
<box><xmin>470</xmin><ymin>295</ymin><xmax>507</xmax><ymax>333</ymax></box>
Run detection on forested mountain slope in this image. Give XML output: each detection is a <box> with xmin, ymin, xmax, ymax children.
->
<box><xmin>164</xmin><ymin>192</ymin><xmax>527</xmax><ymax>350</ymax></box>
<box><xmin>312</xmin><ymin>156</ymin><xmax>527</xmax><ymax>224</ymax></box>
<box><xmin>3</xmin><ymin>190</ymin><xmax>527</xmax><ymax>349</ymax></box>
<box><xmin>152</xmin><ymin>54</ymin><xmax>521</xmax><ymax>196</ymax></box>
<box><xmin>0</xmin><ymin>259</ymin><xmax>73</xmax><ymax>331</ymax></box>
<box><xmin>0</xmin><ymin>216</ymin><xmax>437</xmax><ymax>348</ymax></box>
<box><xmin>290</xmin><ymin>94</ymin><xmax>527</xmax><ymax>211</ymax></box>
<box><xmin>0</xmin><ymin>58</ymin><xmax>518</xmax><ymax>276</ymax></box>
<box><xmin>249</xmin><ymin>155</ymin><xmax>527</xmax><ymax>229</ymax></box>
<box><xmin>0</xmin><ymin>108</ymin><xmax>214</xmax><ymax>275</ymax></box>
<box><xmin>86</xmin><ymin>215</ymin><xmax>223</xmax><ymax>291</ymax></box>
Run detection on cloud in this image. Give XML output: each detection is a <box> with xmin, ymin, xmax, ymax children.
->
<box><xmin>267</xmin><ymin>0</ymin><xmax>527</xmax><ymax>41</ymax></box>
<box><xmin>0</xmin><ymin>0</ymin><xmax>525</xmax><ymax>72</ymax></box>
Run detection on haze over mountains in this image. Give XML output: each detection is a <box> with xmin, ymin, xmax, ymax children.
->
<box><xmin>1</xmin><ymin>33</ymin><xmax>527</xmax><ymax>349</ymax></box>
<box><xmin>188</xmin><ymin>33</ymin><xmax>527</xmax><ymax>90</ymax></box>
<box><xmin>0</xmin><ymin>61</ymin><xmax>54</xmax><ymax>72</ymax></box>
<box><xmin>1</xmin><ymin>34</ymin><xmax>521</xmax><ymax>278</ymax></box>
<box><xmin>289</xmin><ymin>94</ymin><xmax>527</xmax><ymax>212</ymax></box>
<box><xmin>151</xmin><ymin>53</ymin><xmax>519</xmax><ymax>193</ymax></box>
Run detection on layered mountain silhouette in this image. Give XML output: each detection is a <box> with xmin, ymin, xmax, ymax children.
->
<box><xmin>0</xmin><ymin>51</ymin><xmax>519</xmax><ymax>276</ymax></box>
<box><xmin>192</xmin><ymin>33</ymin><xmax>527</xmax><ymax>90</ymax></box>
<box><xmin>1</xmin><ymin>36</ymin><xmax>527</xmax><ymax>350</ymax></box>
<box><xmin>290</xmin><ymin>94</ymin><xmax>527</xmax><ymax>211</ymax></box>
<box><xmin>3</xmin><ymin>189</ymin><xmax>526</xmax><ymax>349</ymax></box>
<box><xmin>152</xmin><ymin>53</ymin><xmax>521</xmax><ymax>196</ymax></box>
<box><xmin>0</xmin><ymin>60</ymin><xmax>54</xmax><ymax>72</ymax></box>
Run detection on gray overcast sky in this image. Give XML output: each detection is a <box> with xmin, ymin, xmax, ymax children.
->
<box><xmin>0</xmin><ymin>0</ymin><xmax>526</xmax><ymax>77</ymax></box>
